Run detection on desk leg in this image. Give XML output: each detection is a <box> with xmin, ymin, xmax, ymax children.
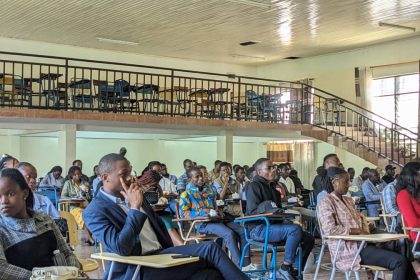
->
<box><xmin>132</xmin><ymin>265</ymin><xmax>141</xmax><ymax>280</ymax></box>
<box><xmin>329</xmin><ymin>239</ymin><xmax>342</xmax><ymax>280</ymax></box>
<box><xmin>107</xmin><ymin>261</ymin><xmax>114</xmax><ymax>280</ymax></box>
<box><xmin>350</xmin><ymin>240</ymin><xmax>365</xmax><ymax>271</ymax></box>
<box><xmin>313</xmin><ymin>239</ymin><xmax>326</xmax><ymax>280</ymax></box>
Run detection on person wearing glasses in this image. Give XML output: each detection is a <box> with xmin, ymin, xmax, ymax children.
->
<box><xmin>246</xmin><ymin>158</ymin><xmax>314</xmax><ymax>280</ymax></box>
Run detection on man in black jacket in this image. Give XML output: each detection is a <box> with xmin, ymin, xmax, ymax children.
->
<box><xmin>246</xmin><ymin>158</ymin><xmax>314</xmax><ymax>280</ymax></box>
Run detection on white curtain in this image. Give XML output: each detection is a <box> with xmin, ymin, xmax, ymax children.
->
<box><xmin>293</xmin><ymin>141</ymin><xmax>315</xmax><ymax>189</ymax></box>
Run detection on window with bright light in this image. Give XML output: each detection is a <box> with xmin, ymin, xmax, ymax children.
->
<box><xmin>372</xmin><ymin>74</ymin><xmax>419</xmax><ymax>134</ymax></box>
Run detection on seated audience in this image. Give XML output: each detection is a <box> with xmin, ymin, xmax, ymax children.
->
<box><xmin>246</xmin><ymin>158</ymin><xmax>314</xmax><ymax>279</ymax></box>
<box><xmin>16</xmin><ymin>162</ymin><xmax>60</xmax><ymax>219</ymax></box>
<box><xmin>0</xmin><ymin>154</ymin><xmax>19</xmax><ymax>170</ymax></box>
<box><xmin>234</xmin><ymin>166</ymin><xmax>249</xmax><ymax>201</ymax></box>
<box><xmin>138</xmin><ymin>170</ymin><xmax>183</xmax><ymax>246</ymax></box>
<box><xmin>176</xmin><ymin>159</ymin><xmax>193</xmax><ymax>193</ymax></box>
<box><xmin>347</xmin><ymin>167</ymin><xmax>355</xmax><ymax>182</ymax></box>
<box><xmin>214</xmin><ymin>162</ymin><xmax>242</xmax><ymax>216</ymax></box>
<box><xmin>278</xmin><ymin>163</ymin><xmax>296</xmax><ymax>194</ymax></box>
<box><xmin>61</xmin><ymin>166</ymin><xmax>91</xmax><ymax>201</ymax></box>
<box><xmin>40</xmin><ymin>166</ymin><xmax>65</xmax><ymax>189</ymax></box>
<box><xmin>180</xmin><ymin>167</ymin><xmax>249</xmax><ymax>267</ymax></box>
<box><xmin>0</xmin><ymin>168</ymin><xmax>79</xmax><ymax>279</ymax></box>
<box><xmin>289</xmin><ymin>169</ymin><xmax>304</xmax><ymax>195</ymax></box>
<box><xmin>89</xmin><ymin>164</ymin><xmax>100</xmax><ymax>186</ymax></box>
<box><xmin>312</xmin><ymin>166</ymin><xmax>327</xmax><ymax>198</ymax></box>
<box><xmin>208</xmin><ymin>160</ymin><xmax>222</xmax><ymax>183</ymax></box>
<box><xmin>383</xmin><ymin>164</ymin><xmax>397</xmax><ymax>185</ymax></box>
<box><xmin>161</xmin><ymin>163</ymin><xmax>177</xmax><ymax>186</ymax></box>
<box><xmin>186</xmin><ymin>165</ymin><xmax>218</xmax><ymax>198</ymax></box>
<box><xmin>83</xmin><ymin>153</ymin><xmax>248</xmax><ymax>280</ymax></box>
<box><xmin>351</xmin><ymin>167</ymin><xmax>370</xmax><ymax>198</ymax></box>
<box><xmin>396</xmin><ymin>161</ymin><xmax>420</xmax><ymax>252</ymax></box>
<box><xmin>362</xmin><ymin>169</ymin><xmax>382</xmax><ymax>217</ymax></box>
<box><xmin>383</xmin><ymin>179</ymin><xmax>399</xmax><ymax>215</ymax></box>
<box><xmin>71</xmin><ymin>159</ymin><xmax>89</xmax><ymax>183</ymax></box>
<box><xmin>318</xmin><ymin>166</ymin><xmax>417</xmax><ymax>279</ymax></box>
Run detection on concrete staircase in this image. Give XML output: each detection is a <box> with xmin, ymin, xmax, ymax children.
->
<box><xmin>302</xmin><ymin>125</ymin><xmax>416</xmax><ymax>168</ymax></box>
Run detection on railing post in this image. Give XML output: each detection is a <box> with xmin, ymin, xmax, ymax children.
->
<box><xmin>237</xmin><ymin>76</ymin><xmax>242</xmax><ymax>120</ymax></box>
<box><xmin>391</xmin><ymin>123</ymin><xmax>395</xmax><ymax>163</ymax></box>
<box><xmin>65</xmin><ymin>58</ymin><xmax>69</xmax><ymax>111</ymax></box>
<box><xmin>170</xmin><ymin>70</ymin><xmax>174</xmax><ymax>117</ymax></box>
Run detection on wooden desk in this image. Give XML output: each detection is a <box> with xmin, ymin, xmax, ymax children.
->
<box><xmin>91</xmin><ymin>252</ymin><xmax>199</xmax><ymax>280</ymax></box>
<box><xmin>58</xmin><ymin>198</ymin><xmax>85</xmax><ymax>211</ymax></box>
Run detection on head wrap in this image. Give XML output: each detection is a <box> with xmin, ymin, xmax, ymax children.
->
<box><xmin>136</xmin><ymin>170</ymin><xmax>161</xmax><ymax>186</ymax></box>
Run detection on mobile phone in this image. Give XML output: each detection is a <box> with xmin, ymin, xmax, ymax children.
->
<box><xmin>171</xmin><ymin>255</ymin><xmax>193</xmax><ymax>259</ymax></box>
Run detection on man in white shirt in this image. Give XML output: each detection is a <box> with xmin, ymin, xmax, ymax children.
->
<box><xmin>278</xmin><ymin>163</ymin><xmax>296</xmax><ymax>194</ymax></box>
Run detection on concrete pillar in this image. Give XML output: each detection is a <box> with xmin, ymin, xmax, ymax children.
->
<box><xmin>58</xmin><ymin>124</ymin><xmax>77</xmax><ymax>172</ymax></box>
<box><xmin>217</xmin><ymin>130</ymin><xmax>233</xmax><ymax>162</ymax></box>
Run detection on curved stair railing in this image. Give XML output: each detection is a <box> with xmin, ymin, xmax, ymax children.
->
<box><xmin>0</xmin><ymin>51</ymin><xmax>418</xmax><ymax>166</ymax></box>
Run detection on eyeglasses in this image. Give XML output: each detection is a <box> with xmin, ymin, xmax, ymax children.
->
<box><xmin>261</xmin><ymin>165</ymin><xmax>275</xmax><ymax>171</ymax></box>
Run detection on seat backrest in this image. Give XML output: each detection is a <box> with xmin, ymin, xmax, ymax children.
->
<box><xmin>245</xmin><ymin>90</ymin><xmax>259</xmax><ymax>106</ymax></box>
<box><xmin>59</xmin><ymin>211</ymin><xmax>79</xmax><ymax>246</ymax></box>
<box><xmin>38</xmin><ymin>186</ymin><xmax>58</xmax><ymax>209</ymax></box>
<box><xmin>114</xmin><ymin>79</ymin><xmax>131</xmax><ymax>97</ymax></box>
<box><xmin>144</xmin><ymin>191</ymin><xmax>159</xmax><ymax>205</ymax></box>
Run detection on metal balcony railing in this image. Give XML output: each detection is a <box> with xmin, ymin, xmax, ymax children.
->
<box><xmin>0</xmin><ymin>51</ymin><xmax>418</xmax><ymax>166</ymax></box>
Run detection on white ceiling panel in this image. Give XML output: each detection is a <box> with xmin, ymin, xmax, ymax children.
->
<box><xmin>1</xmin><ymin>0</ymin><xmax>419</xmax><ymax>64</ymax></box>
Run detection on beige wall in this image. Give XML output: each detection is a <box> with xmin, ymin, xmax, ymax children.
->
<box><xmin>0</xmin><ymin>37</ymin><xmax>256</xmax><ymax>77</ymax></box>
<box><xmin>314</xmin><ymin>142</ymin><xmax>376</xmax><ymax>177</ymax></box>
<box><xmin>257</xmin><ymin>36</ymin><xmax>420</xmax><ymax>102</ymax></box>
<box><xmin>1</xmin><ymin>135</ymin><xmax>267</xmax><ymax>179</ymax></box>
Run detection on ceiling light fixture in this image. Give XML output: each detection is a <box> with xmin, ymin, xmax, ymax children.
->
<box><xmin>226</xmin><ymin>0</ymin><xmax>272</xmax><ymax>9</ymax></box>
<box><xmin>378</xmin><ymin>22</ymin><xmax>416</xmax><ymax>32</ymax></box>
<box><xmin>96</xmin><ymin>37</ymin><xmax>139</xmax><ymax>46</ymax></box>
<box><xmin>231</xmin><ymin>54</ymin><xmax>266</xmax><ymax>61</ymax></box>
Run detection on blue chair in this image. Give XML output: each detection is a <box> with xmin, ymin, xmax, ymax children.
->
<box><xmin>234</xmin><ymin>214</ymin><xmax>303</xmax><ymax>280</ymax></box>
<box><xmin>38</xmin><ymin>186</ymin><xmax>59</xmax><ymax>209</ymax></box>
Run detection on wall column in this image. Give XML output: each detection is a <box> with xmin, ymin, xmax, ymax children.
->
<box><xmin>58</xmin><ymin>124</ymin><xmax>77</xmax><ymax>172</ymax></box>
<box><xmin>217</xmin><ymin>130</ymin><xmax>233</xmax><ymax>162</ymax></box>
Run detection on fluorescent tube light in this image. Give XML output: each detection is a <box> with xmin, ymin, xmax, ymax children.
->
<box><xmin>378</xmin><ymin>22</ymin><xmax>416</xmax><ymax>32</ymax></box>
<box><xmin>230</xmin><ymin>54</ymin><xmax>266</xmax><ymax>61</ymax></box>
<box><xmin>96</xmin><ymin>37</ymin><xmax>139</xmax><ymax>46</ymax></box>
<box><xmin>226</xmin><ymin>0</ymin><xmax>272</xmax><ymax>8</ymax></box>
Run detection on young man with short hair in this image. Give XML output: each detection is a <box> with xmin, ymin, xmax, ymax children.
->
<box><xmin>83</xmin><ymin>153</ymin><xmax>248</xmax><ymax>280</ymax></box>
<box><xmin>246</xmin><ymin>158</ymin><xmax>314</xmax><ymax>280</ymax></box>
<box><xmin>180</xmin><ymin>167</ymin><xmax>249</xmax><ymax>268</ymax></box>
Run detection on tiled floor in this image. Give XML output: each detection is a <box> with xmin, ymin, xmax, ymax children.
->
<box><xmin>74</xmin><ymin>240</ymin><xmax>387</xmax><ymax>280</ymax></box>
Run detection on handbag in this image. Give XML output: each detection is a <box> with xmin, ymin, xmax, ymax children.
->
<box><xmin>30</xmin><ymin>266</ymin><xmax>88</xmax><ymax>280</ymax></box>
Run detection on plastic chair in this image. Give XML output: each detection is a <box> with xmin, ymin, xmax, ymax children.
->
<box><xmin>38</xmin><ymin>186</ymin><xmax>59</xmax><ymax>209</ymax></box>
<box><xmin>314</xmin><ymin>206</ymin><xmax>388</xmax><ymax>280</ymax></box>
<box><xmin>59</xmin><ymin>211</ymin><xmax>79</xmax><ymax>246</ymax></box>
<box><xmin>234</xmin><ymin>214</ymin><xmax>302</xmax><ymax>280</ymax></box>
<box><xmin>401</xmin><ymin>214</ymin><xmax>420</xmax><ymax>257</ymax></box>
